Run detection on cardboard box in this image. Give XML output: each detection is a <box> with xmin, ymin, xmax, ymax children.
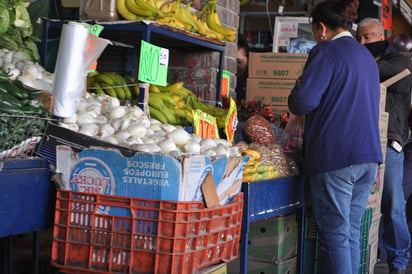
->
<box><xmin>248</xmin><ymin>213</ymin><xmax>298</xmax><ymax>263</ymax></box>
<box><xmin>246</xmin><ymin>78</ymin><xmax>296</xmax><ymax>106</ymax></box>
<box><xmin>199</xmin><ymin>263</ymin><xmax>227</xmax><ymax>274</ymax></box>
<box><xmin>367</xmin><ymin>190</ymin><xmax>382</xmax><ymax>216</ymax></box>
<box><xmin>56</xmin><ymin>145</ymin><xmax>248</xmax><ymax>207</ymax></box>
<box><xmin>379</xmin><ymin>111</ymin><xmax>389</xmax><ymax>139</ymax></box>
<box><xmin>248</xmin><ymin>52</ymin><xmax>308</xmax><ymax>79</ymax></box>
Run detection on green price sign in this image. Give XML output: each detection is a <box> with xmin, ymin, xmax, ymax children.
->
<box><xmin>138</xmin><ymin>40</ymin><xmax>168</xmax><ymax>86</ymax></box>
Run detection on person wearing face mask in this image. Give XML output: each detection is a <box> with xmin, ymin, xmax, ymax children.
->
<box><xmin>287</xmin><ymin>1</ymin><xmax>382</xmax><ymax>273</ymax></box>
<box><xmin>357</xmin><ymin>17</ymin><xmax>412</xmax><ymax>274</ymax></box>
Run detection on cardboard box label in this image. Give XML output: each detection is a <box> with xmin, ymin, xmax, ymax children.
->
<box><xmin>248</xmin><ymin>52</ymin><xmax>308</xmax><ymax>79</ymax></box>
<box><xmin>246</xmin><ymin>78</ymin><xmax>296</xmax><ymax>106</ymax></box>
<box><xmin>57</xmin><ymin>146</ymin><xmax>247</xmax><ymax>206</ymax></box>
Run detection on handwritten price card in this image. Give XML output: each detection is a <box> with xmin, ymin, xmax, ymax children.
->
<box><xmin>138</xmin><ymin>40</ymin><xmax>168</xmax><ymax>86</ymax></box>
<box><xmin>193</xmin><ymin>109</ymin><xmax>219</xmax><ymax>139</ymax></box>
<box><xmin>220</xmin><ymin>70</ymin><xmax>230</xmax><ymax>98</ymax></box>
<box><xmin>224</xmin><ymin>98</ymin><xmax>238</xmax><ymax>142</ymax></box>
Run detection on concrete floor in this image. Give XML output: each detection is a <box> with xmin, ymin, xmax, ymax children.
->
<box><xmin>373</xmin><ymin>220</ymin><xmax>412</xmax><ymax>274</ymax></box>
<box><xmin>3</xmin><ymin>222</ymin><xmax>412</xmax><ymax>274</ymax></box>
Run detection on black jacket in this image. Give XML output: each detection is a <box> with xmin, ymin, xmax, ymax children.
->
<box><xmin>365</xmin><ymin>41</ymin><xmax>412</xmax><ymax>144</ymax></box>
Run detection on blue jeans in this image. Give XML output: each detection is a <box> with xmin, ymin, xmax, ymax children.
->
<box><xmin>380</xmin><ymin>145</ymin><xmax>411</xmax><ymax>269</ymax></box>
<box><xmin>310</xmin><ymin>163</ymin><xmax>378</xmax><ymax>274</ymax></box>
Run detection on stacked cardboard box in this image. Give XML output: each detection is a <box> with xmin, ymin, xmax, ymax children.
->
<box><xmin>246</xmin><ymin>52</ymin><xmax>308</xmax><ymax>114</ymax></box>
<box><xmin>227</xmin><ymin>212</ymin><xmax>298</xmax><ymax>273</ymax></box>
<box><xmin>366</xmin><ymin>69</ymin><xmax>411</xmax><ymax>273</ymax></box>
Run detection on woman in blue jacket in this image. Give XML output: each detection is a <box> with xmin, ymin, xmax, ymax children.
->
<box><xmin>288</xmin><ymin>0</ymin><xmax>383</xmax><ymax>273</ymax></box>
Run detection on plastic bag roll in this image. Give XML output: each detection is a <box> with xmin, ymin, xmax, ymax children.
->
<box><xmin>53</xmin><ymin>22</ymin><xmax>89</xmax><ymax>118</ymax></box>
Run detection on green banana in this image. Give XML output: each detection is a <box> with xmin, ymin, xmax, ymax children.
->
<box><xmin>149</xmin><ymin>107</ymin><xmax>168</xmax><ymax>124</ymax></box>
<box><xmin>162</xmin><ymin>107</ymin><xmax>177</xmax><ymax>124</ymax></box>
<box><xmin>148</xmin><ymin>94</ymin><xmax>165</xmax><ymax>110</ymax></box>
<box><xmin>95</xmin><ymin>73</ymin><xmax>116</xmax><ymax>86</ymax></box>
<box><xmin>99</xmin><ymin>82</ymin><xmax>117</xmax><ymax>98</ymax></box>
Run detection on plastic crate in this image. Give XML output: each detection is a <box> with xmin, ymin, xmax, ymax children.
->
<box><xmin>303</xmin><ymin>207</ymin><xmax>373</xmax><ymax>274</ymax></box>
<box><xmin>358</xmin><ymin>207</ymin><xmax>373</xmax><ymax>274</ymax></box>
<box><xmin>51</xmin><ymin>190</ymin><xmax>243</xmax><ymax>274</ymax></box>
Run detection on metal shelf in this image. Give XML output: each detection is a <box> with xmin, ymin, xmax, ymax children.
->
<box><xmin>39</xmin><ymin>18</ymin><xmax>226</xmax><ymax>103</ymax></box>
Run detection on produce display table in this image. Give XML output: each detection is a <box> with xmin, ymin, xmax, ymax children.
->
<box><xmin>240</xmin><ymin>175</ymin><xmax>306</xmax><ymax>274</ymax></box>
<box><xmin>0</xmin><ymin>158</ymin><xmax>55</xmax><ymax>274</ymax></box>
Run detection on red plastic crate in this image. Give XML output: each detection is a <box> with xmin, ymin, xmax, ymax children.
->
<box><xmin>51</xmin><ymin>190</ymin><xmax>243</xmax><ymax>274</ymax></box>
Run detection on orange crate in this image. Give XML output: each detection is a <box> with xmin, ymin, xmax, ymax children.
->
<box><xmin>51</xmin><ymin>190</ymin><xmax>243</xmax><ymax>274</ymax></box>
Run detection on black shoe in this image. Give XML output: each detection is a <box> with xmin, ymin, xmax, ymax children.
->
<box><xmin>389</xmin><ymin>268</ymin><xmax>406</xmax><ymax>274</ymax></box>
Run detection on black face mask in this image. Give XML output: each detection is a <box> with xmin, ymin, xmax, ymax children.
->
<box><xmin>364</xmin><ymin>40</ymin><xmax>389</xmax><ymax>58</ymax></box>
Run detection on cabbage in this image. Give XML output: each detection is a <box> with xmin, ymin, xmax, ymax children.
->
<box><xmin>0</xmin><ymin>6</ymin><xmax>10</xmax><ymax>34</ymax></box>
<box><xmin>14</xmin><ymin>2</ymin><xmax>32</xmax><ymax>37</ymax></box>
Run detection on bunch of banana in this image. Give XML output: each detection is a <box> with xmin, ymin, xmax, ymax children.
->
<box><xmin>197</xmin><ymin>0</ymin><xmax>237</xmax><ymax>42</ymax></box>
<box><xmin>87</xmin><ymin>72</ymin><xmax>133</xmax><ymax>100</ymax></box>
<box><xmin>192</xmin><ymin>10</ymin><xmax>224</xmax><ymax>41</ymax></box>
<box><xmin>184</xmin><ymin>95</ymin><xmax>228</xmax><ymax>128</ymax></box>
<box><xmin>241</xmin><ymin>149</ymin><xmax>279</xmax><ymax>182</ymax></box>
<box><xmin>158</xmin><ymin>0</ymin><xmax>199</xmax><ymax>32</ymax></box>
<box><xmin>116</xmin><ymin>0</ymin><xmax>164</xmax><ymax>21</ymax></box>
<box><xmin>148</xmin><ymin>81</ymin><xmax>195</xmax><ymax>125</ymax></box>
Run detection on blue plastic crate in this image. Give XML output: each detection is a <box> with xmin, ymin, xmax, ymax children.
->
<box><xmin>0</xmin><ymin>158</ymin><xmax>55</xmax><ymax>237</ymax></box>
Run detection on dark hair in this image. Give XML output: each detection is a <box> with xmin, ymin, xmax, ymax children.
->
<box><xmin>238</xmin><ymin>34</ymin><xmax>249</xmax><ymax>55</ymax></box>
<box><xmin>312</xmin><ymin>0</ymin><xmax>359</xmax><ymax>31</ymax></box>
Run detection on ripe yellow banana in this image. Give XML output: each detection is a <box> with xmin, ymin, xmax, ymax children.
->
<box><xmin>157</xmin><ymin>81</ymin><xmax>184</xmax><ymax>93</ymax></box>
<box><xmin>117</xmin><ymin>0</ymin><xmax>141</xmax><ymax>20</ymax></box>
<box><xmin>169</xmin><ymin>0</ymin><xmax>198</xmax><ymax>32</ymax></box>
<box><xmin>240</xmin><ymin>149</ymin><xmax>261</xmax><ymax>160</ymax></box>
<box><xmin>205</xmin><ymin>3</ymin><xmax>237</xmax><ymax>41</ymax></box>
<box><xmin>193</xmin><ymin>13</ymin><xmax>224</xmax><ymax>41</ymax></box>
<box><xmin>134</xmin><ymin>0</ymin><xmax>165</xmax><ymax>18</ymax></box>
<box><xmin>125</xmin><ymin>0</ymin><xmax>156</xmax><ymax>18</ymax></box>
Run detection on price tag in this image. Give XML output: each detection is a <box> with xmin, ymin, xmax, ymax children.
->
<box><xmin>193</xmin><ymin>109</ymin><xmax>219</xmax><ymax>139</ymax></box>
<box><xmin>138</xmin><ymin>40</ymin><xmax>168</xmax><ymax>86</ymax></box>
<box><xmin>224</xmin><ymin>98</ymin><xmax>238</xmax><ymax>142</ymax></box>
<box><xmin>218</xmin><ymin>69</ymin><xmax>230</xmax><ymax>98</ymax></box>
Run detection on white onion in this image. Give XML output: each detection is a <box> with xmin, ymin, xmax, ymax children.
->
<box><xmin>127</xmin><ymin>124</ymin><xmax>147</xmax><ymax>137</ymax></box>
<box><xmin>110</xmin><ymin>106</ymin><xmax>127</xmax><ymax>120</ymax></box>
<box><xmin>100</xmin><ymin>123</ymin><xmax>115</xmax><ymax>138</ymax></box>
<box><xmin>158</xmin><ymin>137</ymin><xmax>178</xmax><ymax>153</ymax></box>
<box><xmin>169</xmin><ymin>127</ymin><xmax>191</xmax><ymax>147</ymax></box>
<box><xmin>183</xmin><ymin>140</ymin><xmax>201</xmax><ymax>154</ymax></box>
